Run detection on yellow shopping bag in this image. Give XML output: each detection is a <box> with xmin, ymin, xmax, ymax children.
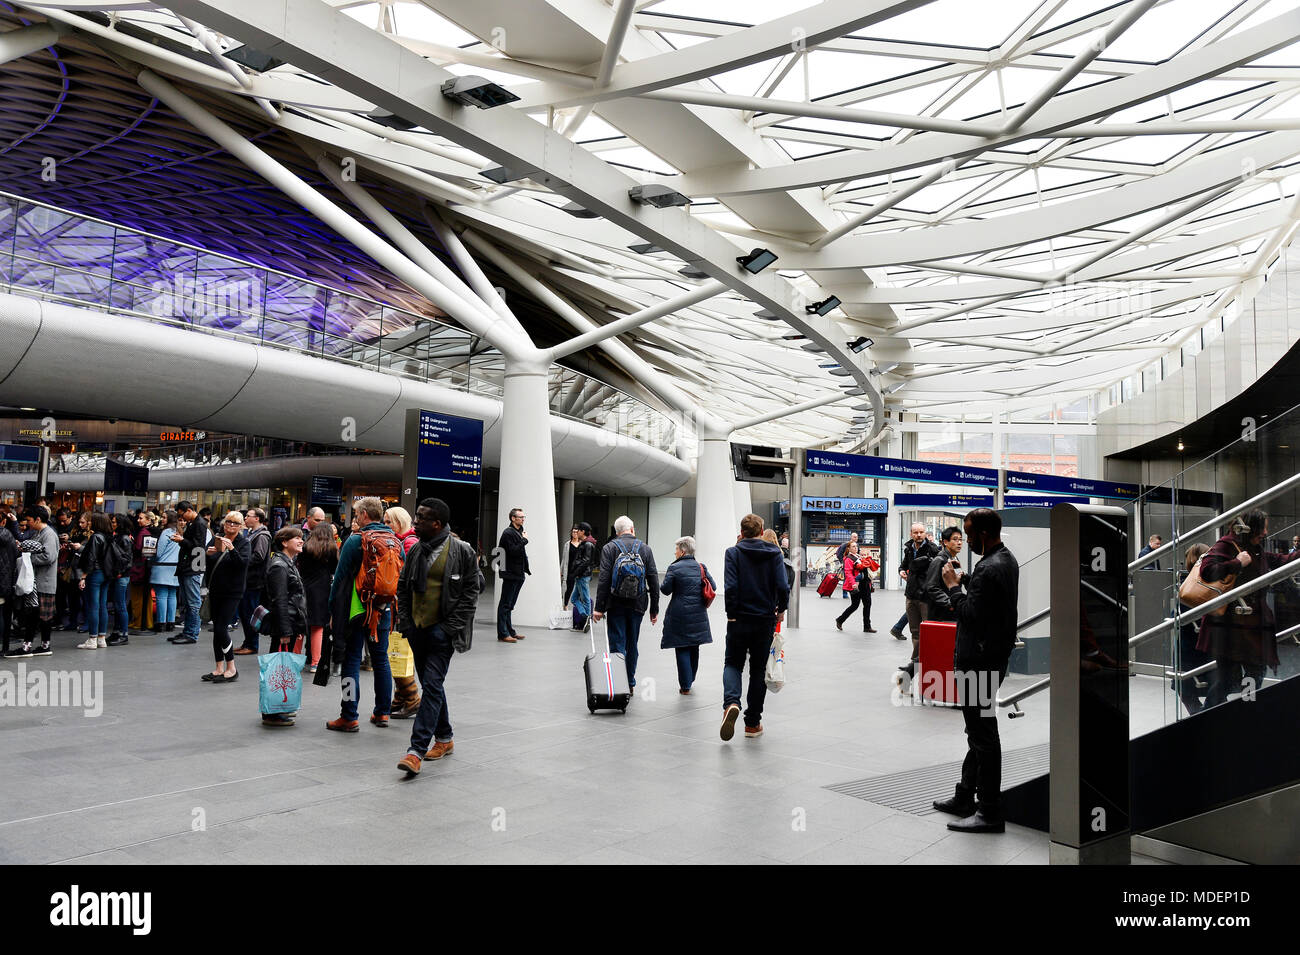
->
<box><xmin>388</xmin><ymin>631</ymin><xmax>414</xmax><ymax>678</ymax></box>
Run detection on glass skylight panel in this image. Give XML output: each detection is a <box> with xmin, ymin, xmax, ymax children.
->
<box><xmin>644</xmin><ymin>0</ymin><xmax>809</xmax><ymax>27</ymax></box>
<box><xmin>853</xmin><ymin>0</ymin><xmax>1044</xmax><ymax>48</ymax></box>
<box><xmin>1071</xmin><ymin>134</ymin><xmax>1203</xmax><ymax>164</ymax></box>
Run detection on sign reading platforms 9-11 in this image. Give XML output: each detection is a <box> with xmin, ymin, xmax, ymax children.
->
<box><xmin>416</xmin><ymin>411</ymin><xmax>483</xmax><ymax>485</ymax></box>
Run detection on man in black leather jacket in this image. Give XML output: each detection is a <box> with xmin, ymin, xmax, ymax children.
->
<box><xmin>932</xmin><ymin>508</ymin><xmax>1019</xmax><ymax>833</ymax></box>
<box><xmin>395</xmin><ymin>498</ymin><xmax>484</xmax><ymax>777</ymax></box>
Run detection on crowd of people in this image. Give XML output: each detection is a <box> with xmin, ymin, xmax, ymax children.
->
<box><xmin>4</xmin><ymin>490</ymin><xmax>1293</xmax><ymax>816</ymax></box>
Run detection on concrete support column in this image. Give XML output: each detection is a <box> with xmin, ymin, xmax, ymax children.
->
<box><xmin>498</xmin><ymin>359</ymin><xmax>561</xmax><ymax>627</ymax></box>
<box><xmin>695</xmin><ymin>428</ymin><xmax>736</xmax><ymax>591</ymax></box>
<box><xmin>733</xmin><ymin>479</ymin><xmax>753</xmax><ymax>527</ymax></box>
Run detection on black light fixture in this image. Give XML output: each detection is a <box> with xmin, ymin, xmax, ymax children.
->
<box><xmin>560</xmin><ymin>201</ymin><xmax>599</xmax><ymax>218</ymax></box>
<box><xmin>628</xmin><ymin>242</ymin><xmax>665</xmax><ymax>254</ymax></box>
<box><xmin>480</xmin><ymin>164</ymin><xmax>534</xmax><ymax>184</ymax></box>
<box><xmin>628</xmin><ymin>184</ymin><xmax>692</xmax><ymax>208</ymax></box>
<box><xmin>780</xmin><ymin>333</ymin><xmax>806</xmax><ymax>340</ymax></box>
<box><xmin>224</xmin><ymin>44</ymin><xmax>286</xmax><ymax>72</ymax></box>
<box><xmin>366</xmin><ymin>108</ymin><xmax>418</xmax><ymax>131</ymax></box>
<box><xmin>440</xmin><ymin>75</ymin><xmax>520</xmax><ymax>108</ymax></box>
<box><xmin>848</xmin><ymin>336</ymin><xmax>873</xmax><ymax>353</ymax></box>
<box><xmin>806</xmin><ymin>295</ymin><xmax>842</xmax><ymax>316</ymax></box>
<box><xmin>737</xmin><ymin>248</ymin><xmax>778</xmax><ymax>274</ymax></box>
<box><xmin>678</xmin><ymin>265</ymin><xmax>708</xmax><ymax>279</ymax></box>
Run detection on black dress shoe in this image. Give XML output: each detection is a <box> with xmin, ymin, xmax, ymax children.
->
<box><xmin>107</xmin><ymin>634</ymin><xmax>128</xmax><ymax>647</ymax></box>
<box><xmin>932</xmin><ymin>794</ymin><xmax>977</xmax><ymax>817</ymax></box>
<box><xmin>946</xmin><ymin>811</ymin><xmax>1004</xmax><ymax>833</ymax></box>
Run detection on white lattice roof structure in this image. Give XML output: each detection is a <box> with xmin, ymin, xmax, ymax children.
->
<box><xmin>8</xmin><ymin>0</ymin><xmax>1300</xmax><ymax>448</ymax></box>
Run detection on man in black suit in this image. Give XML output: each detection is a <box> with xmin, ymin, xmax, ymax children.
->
<box><xmin>494</xmin><ymin>507</ymin><xmax>530</xmax><ymax>643</ymax></box>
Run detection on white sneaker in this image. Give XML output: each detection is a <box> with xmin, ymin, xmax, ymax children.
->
<box><xmin>76</xmin><ymin>638</ymin><xmax>98</xmax><ymax>649</ymax></box>
<box><xmin>96</xmin><ymin>636</ymin><xmax>108</xmax><ymax>648</ymax></box>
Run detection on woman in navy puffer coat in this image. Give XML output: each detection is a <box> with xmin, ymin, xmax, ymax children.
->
<box><xmin>660</xmin><ymin>535</ymin><xmax>716</xmax><ymax>695</ymax></box>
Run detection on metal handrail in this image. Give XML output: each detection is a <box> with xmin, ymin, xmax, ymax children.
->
<box><xmin>1167</xmin><ymin>623</ymin><xmax>1300</xmax><ymax>683</ymax></box>
<box><xmin>1128</xmin><ymin>470</ymin><xmax>1300</xmax><ymax>572</ymax></box>
<box><xmin>1001</xmin><ymin>552</ymin><xmax>1300</xmax><ymax>710</ymax></box>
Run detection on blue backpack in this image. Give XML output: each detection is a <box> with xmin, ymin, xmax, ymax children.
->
<box><xmin>611</xmin><ymin>539</ymin><xmax>647</xmax><ymax>600</ymax></box>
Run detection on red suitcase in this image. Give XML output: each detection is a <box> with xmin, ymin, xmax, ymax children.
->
<box><xmin>817</xmin><ymin>572</ymin><xmax>838</xmax><ymax>597</ymax></box>
<box><xmin>918</xmin><ymin>620</ymin><xmax>958</xmax><ymax>706</ymax></box>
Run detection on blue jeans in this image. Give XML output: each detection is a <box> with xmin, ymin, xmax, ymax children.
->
<box><xmin>723</xmin><ymin>617</ymin><xmax>775</xmax><ymax>729</ymax></box>
<box><xmin>604</xmin><ymin>606</ymin><xmax>644</xmax><ymax>689</ymax></box>
<box><xmin>112</xmin><ymin>576</ymin><xmax>129</xmax><ymax>633</ymax></box>
<box><xmin>407</xmin><ymin>623</ymin><xmax>455</xmax><ymax>755</ymax></box>
<box><xmin>155</xmin><ymin>584</ymin><xmax>177</xmax><ymax>624</ymax></box>
<box><xmin>571</xmin><ymin>575</ymin><xmax>591</xmax><ymax>618</ymax></box>
<box><xmin>341</xmin><ymin>607</ymin><xmax>392</xmax><ymax>721</ymax></box>
<box><xmin>675</xmin><ymin>646</ymin><xmax>700</xmax><ymax>691</ymax></box>
<box><xmin>496</xmin><ymin>576</ymin><xmax>524</xmax><ymax>638</ymax></box>
<box><xmin>84</xmin><ymin>570</ymin><xmax>109</xmax><ymax>636</ymax></box>
<box><xmin>238</xmin><ymin>587</ymin><xmax>261</xmax><ymax>650</ymax></box>
<box><xmin>180</xmin><ymin>575</ymin><xmax>202</xmax><ymax>638</ymax></box>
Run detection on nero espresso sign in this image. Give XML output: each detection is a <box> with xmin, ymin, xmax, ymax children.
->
<box><xmin>801</xmin><ymin>497</ymin><xmax>888</xmax><ymax>514</ymax></box>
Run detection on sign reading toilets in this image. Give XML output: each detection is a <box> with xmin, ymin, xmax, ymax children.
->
<box><xmin>416</xmin><ymin>411</ymin><xmax>483</xmax><ymax>485</ymax></box>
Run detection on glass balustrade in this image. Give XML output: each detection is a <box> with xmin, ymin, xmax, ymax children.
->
<box><xmin>1120</xmin><ymin>399</ymin><xmax>1300</xmax><ymax>733</ymax></box>
<box><xmin>0</xmin><ymin>191</ymin><xmax>680</xmax><ymax>454</ymax></box>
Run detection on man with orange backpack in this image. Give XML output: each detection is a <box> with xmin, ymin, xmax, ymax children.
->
<box><xmin>325</xmin><ymin>497</ymin><xmax>404</xmax><ymax>732</ymax></box>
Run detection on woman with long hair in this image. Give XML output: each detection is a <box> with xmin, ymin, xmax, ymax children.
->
<box><xmin>108</xmin><ymin>513</ymin><xmax>135</xmax><ymax>645</ymax></box>
<box><xmin>202</xmin><ymin>511</ymin><xmax>250</xmax><ymax>684</ymax></box>
<box><xmin>75</xmin><ymin>512</ymin><xmax>114</xmax><ymax>649</ymax></box>
<box><xmin>151</xmin><ymin>510</ymin><xmax>181</xmax><ymax>632</ymax></box>
<box><xmin>384</xmin><ymin>506</ymin><xmax>421</xmax><ymax>716</ymax></box>
<box><xmin>1196</xmin><ymin>509</ymin><xmax>1300</xmax><ymax>708</ymax></box>
<box><xmin>260</xmin><ymin>527</ymin><xmax>310</xmax><ymax>728</ymax></box>
<box><xmin>296</xmin><ymin>521</ymin><xmax>338</xmax><ymax>672</ymax></box>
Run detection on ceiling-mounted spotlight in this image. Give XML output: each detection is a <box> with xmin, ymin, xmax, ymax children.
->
<box><xmin>628</xmin><ymin>242</ymin><xmax>665</xmax><ymax>254</ymax></box>
<box><xmin>827</xmin><ymin>367</ymin><xmax>852</xmax><ymax>377</ymax></box>
<box><xmin>884</xmin><ymin>381</ymin><xmax>907</xmax><ymax>395</ymax></box>
<box><xmin>628</xmin><ymin>184</ymin><xmax>692</xmax><ymax>208</ymax></box>
<box><xmin>841</xmin><ymin>386</ymin><xmax>865</xmax><ymax>396</ymax></box>
<box><xmin>366</xmin><ymin>108</ymin><xmax>418</xmax><ymax>131</ymax></box>
<box><xmin>678</xmin><ymin>265</ymin><xmax>708</xmax><ymax>279</ymax></box>
<box><xmin>560</xmin><ymin>201</ymin><xmax>599</xmax><ymax>218</ymax></box>
<box><xmin>800</xmin><ymin>342</ymin><xmax>823</xmax><ymax>352</ymax></box>
<box><xmin>853</xmin><ymin>403</ymin><xmax>873</xmax><ymax>412</ymax></box>
<box><xmin>753</xmin><ymin>309</ymin><xmax>779</xmax><ymax>320</ymax></box>
<box><xmin>480</xmin><ymin>164</ymin><xmax>534</xmax><ymax>184</ymax></box>
<box><xmin>440</xmin><ymin>75</ymin><xmax>520</xmax><ymax>108</ymax></box>
<box><xmin>737</xmin><ymin>248</ymin><xmax>779</xmax><ymax>274</ymax></box>
<box><xmin>780</xmin><ymin>333</ymin><xmax>806</xmax><ymax>340</ymax></box>
<box><xmin>806</xmin><ymin>295</ymin><xmax>842</xmax><ymax>316</ymax></box>
<box><xmin>848</xmin><ymin>336</ymin><xmax>874</xmax><ymax>353</ymax></box>
<box><xmin>873</xmin><ymin>362</ymin><xmax>900</xmax><ymax>376</ymax></box>
<box><xmin>224</xmin><ymin>44</ymin><xmax>286</xmax><ymax>72</ymax></box>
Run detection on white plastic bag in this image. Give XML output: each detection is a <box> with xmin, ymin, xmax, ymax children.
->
<box><xmin>547</xmin><ymin>606</ymin><xmax>571</xmax><ymax>629</ymax></box>
<box><xmin>15</xmin><ymin>553</ymin><xmax>34</xmax><ymax>596</ymax></box>
<box><xmin>765</xmin><ymin>630</ymin><xmax>786</xmax><ymax>692</ymax></box>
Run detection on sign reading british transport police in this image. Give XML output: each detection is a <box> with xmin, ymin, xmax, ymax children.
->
<box><xmin>801</xmin><ymin>496</ymin><xmax>888</xmax><ymax>513</ymax></box>
<box><xmin>1004</xmin><ymin>471</ymin><xmax>1139</xmax><ymax>501</ymax></box>
<box><xmin>805</xmin><ymin>450</ymin><xmax>999</xmax><ymax>489</ymax></box>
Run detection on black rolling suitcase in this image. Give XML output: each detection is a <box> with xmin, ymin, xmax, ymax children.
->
<box><xmin>583</xmin><ymin>619</ymin><xmax>631</xmax><ymax>713</ymax></box>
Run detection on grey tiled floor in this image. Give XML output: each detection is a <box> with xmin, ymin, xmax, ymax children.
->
<box><xmin>1</xmin><ymin>587</ymin><xmax>1142</xmax><ymax>865</ymax></box>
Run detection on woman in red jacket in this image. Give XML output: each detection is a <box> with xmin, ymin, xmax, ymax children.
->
<box><xmin>1196</xmin><ymin>508</ymin><xmax>1300</xmax><ymax>708</ymax></box>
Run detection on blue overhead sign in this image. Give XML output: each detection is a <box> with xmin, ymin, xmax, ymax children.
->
<box><xmin>1005</xmin><ymin>495</ymin><xmax>1091</xmax><ymax>509</ymax></box>
<box><xmin>801</xmin><ymin>496</ymin><xmax>889</xmax><ymax>514</ymax></box>
<box><xmin>1004</xmin><ymin>471</ymin><xmax>1139</xmax><ymax>500</ymax></box>
<box><xmin>0</xmin><ymin>444</ymin><xmax>39</xmax><ymax>464</ymax></box>
<box><xmin>895</xmin><ymin>493</ymin><xmax>994</xmax><ymax>509</ymax></box>
<box><xmin>416</xmin><ymin>411</ymin><xmax>483</xmax><ymax>485</ymax></box>
<box><xmin>805</xmin><ymin>450</ymin><xmax>999</xmax><ymax>489</ymax></box>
